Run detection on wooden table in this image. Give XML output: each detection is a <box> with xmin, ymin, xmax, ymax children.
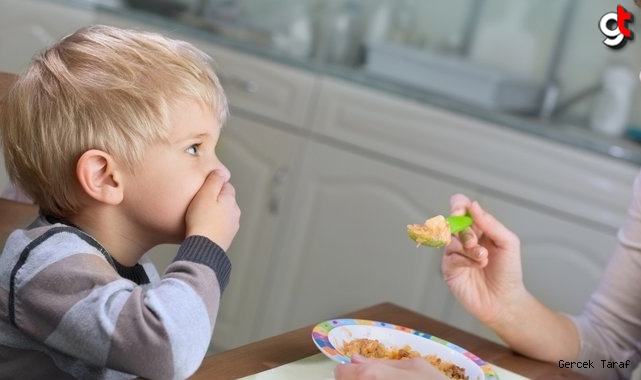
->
<box><xmin>189</xmin><ymin>302</ymin><xmax>590</xmax><ymax>380</ymax></box>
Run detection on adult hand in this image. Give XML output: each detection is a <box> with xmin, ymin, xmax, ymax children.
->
<box><xmin>185</xmin><ymin>170</ymin><xmax>240</xmax><ymax>251</ymax></box>
<box><xmin>442</xmin><ymin>194</ymin><xmax>526</xmax><ymax>326</ymax></box>
<box><xmin>334</xmin><ymin>355</ymin><xmax>450</xmax><ymax>380</ymax></box>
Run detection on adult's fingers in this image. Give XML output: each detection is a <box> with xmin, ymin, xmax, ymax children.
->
<box><xmin>458</xmin><ymin>227</ymin><xmax>478</xmax><ymax>249</ymax></box>
<box><xmin>449</xmin><ymin>193</ymin><xmax>472</xmax><ymax>216</ymax></box>
<box><xmin>468</xmin><ymin>201</ymin><xmax>518</xmax><ymax>249</ymax></box>
<box><xmin>446</xmin><ymin>235</ymin><xmax>488</xmax><ymax>264</ymax></box>
<box><xmin>348</xmin><ymin>354</ymin><xmax>368</xmax><ymax>364</ymax></box>
<box><xmin>334</xmin><ymin>358</ymin><xmax>452</xmax><ymax>380</ymax></box>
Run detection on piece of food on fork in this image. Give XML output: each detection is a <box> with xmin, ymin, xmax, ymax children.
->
<box><xmin>407</xmin><ymin>215</ymin><xmax>473</xmax><ymax>248</ymax></box>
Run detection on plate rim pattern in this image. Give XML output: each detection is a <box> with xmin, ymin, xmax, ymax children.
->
<box><xmin>311</xmin><ymin>318</ymin><xmax>499</xmax><ymax>380</ymax></box>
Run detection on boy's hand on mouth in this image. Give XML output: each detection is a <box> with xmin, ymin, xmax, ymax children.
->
<box><xmin>185</xmin><ymin>170</ymin><xmax>240</xmax><ymax>251</ymax></box>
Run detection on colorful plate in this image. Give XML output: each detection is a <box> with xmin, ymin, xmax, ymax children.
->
<box><xmin>312</xmin><ymin>318</ymin><xmax>499</xmax><ymax>380</ymax></box>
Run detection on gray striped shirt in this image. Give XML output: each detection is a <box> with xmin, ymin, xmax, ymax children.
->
<box><xmin>0</xmin><ymin>217</ymin><xmax>231</xmax><ymax>380</ymax></box>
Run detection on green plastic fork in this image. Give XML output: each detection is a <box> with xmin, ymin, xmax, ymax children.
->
<box><xmin>446</xmin><ymin>215</ymin><xmax>473</xmax><ymax>233</ymax></box>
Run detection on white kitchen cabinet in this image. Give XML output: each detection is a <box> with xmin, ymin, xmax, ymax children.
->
<box><xmin>302</xmin><ymin>75</ymin><xmax>638</xmax><ymax>344</ymax></box>
<box><xmin>479</xmin><ymin>193</ymin><xmax>619</xmax><ymax>316</ymax></box>
<box><xmin>256</xmin><ymin>140</ymin><xmax>480</xmax><ymax>338</ymax></box>
<box><xmin>310</xmin><ymin>77</ymin><xmax>638</xmax><ymax>233</ymax></box>
<box><xmin>190</xmin><ymin>42</ymin><xmax>317</xmax><ymax>130</ymax></box>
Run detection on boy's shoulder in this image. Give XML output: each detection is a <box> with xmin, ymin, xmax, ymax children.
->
<box><xmin>0</xmin><ymin>218</ymin><xmax>108</xmax><ymax>280</ymax></box>
<box><xmin>6</xmin><ymin>216</ymin><xmax>100</xmax><ymax>251</ymax></box>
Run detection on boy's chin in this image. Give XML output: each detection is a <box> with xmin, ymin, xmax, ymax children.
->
<box><xmin>157</xmin><ymin>227</ymin><xmax>186</xmax><ymax>245</ymax></box>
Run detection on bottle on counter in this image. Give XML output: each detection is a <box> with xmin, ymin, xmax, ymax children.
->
<box><xmin>323</xmin><ymin>1</ymin><xmax>365</xmax><ymax>66</ymax></box>
<box><xmin>365</xmin><ymin>3</ymin><xmax>391</xmax><ymax>46</ymax></box>
<box><xmin>388</xmin><ymin>0</ymin><xmax>417</xmax><ymax>45</ymax></box>
<box><xmin>589</xmin><ymin>64</ymin><xmax>637</xmax><ymax>137</ymax></box>
<box><xmin>270</xmin><ymin>3</ymin><xmax>313</xmax><ymax>58</ymax></box>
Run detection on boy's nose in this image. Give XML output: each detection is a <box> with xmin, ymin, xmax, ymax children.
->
<box><xmin>214</xmin><ymin>165</ymin><xmax>231</xmax><ymax>182</ymax></box>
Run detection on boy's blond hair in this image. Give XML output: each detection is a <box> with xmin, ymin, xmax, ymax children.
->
<box><xmin>1</xmin><ymin>25</ymin><xmax>228</xmax><ymax>218</ymax></box>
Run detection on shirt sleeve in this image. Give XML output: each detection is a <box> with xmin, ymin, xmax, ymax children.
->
<box><xmin>570</xmin><ymin>170</ymin><xmax>641</xmax><ymax>380</ymax></box>
<box><xmin>10</xmin><ymin>231</ymin><xmax>230</xmax><ymax>380</ymax></box>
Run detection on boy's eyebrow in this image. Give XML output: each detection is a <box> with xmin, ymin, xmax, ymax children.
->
<box><xmin>174</xmin><ymin>132</ymin><xmax>210</xmax><ymax>141</ymax></box>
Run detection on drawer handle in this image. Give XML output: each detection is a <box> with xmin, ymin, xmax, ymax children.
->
<box><xmin>269</xmin><ymin>167</ymin><xmax>289</xmax><ymax>214</ymax></box>
<box><xmin>219</xmin><ymin>73</ymin><xmax>259</xmax><ymax>93</ymax></box>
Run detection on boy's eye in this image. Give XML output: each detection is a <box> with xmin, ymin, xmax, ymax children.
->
<box><xmin>186</xmin><ymin>144</ymin><xmax>200</xmax><ymax>156</ymax></box>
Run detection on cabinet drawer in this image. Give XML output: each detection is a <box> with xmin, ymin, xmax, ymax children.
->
<box><xmin>312</xmin><ymin>76</ymin><xmax>639</xmax><ymax>231</ymax></box>
<box><xmin>190</xmin><ymin>42</ymin><xmax>317</xmax><ymax>129</ymax></box>
<box><xmin>94</xmin><ymin>11</ymin><xmax>318</xmax><ymax>128</ymax></box>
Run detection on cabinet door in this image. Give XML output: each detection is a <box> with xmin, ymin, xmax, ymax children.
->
<box><xmin>312</xmin><ymin>77</ymin><xmax>638</xmax><ymax>232</ymax></box>
<box><xmin>443</xmin><ymin>192</ymin><xmax>619</xmax><ymax>344</ymax></box>
<box><xmin>190</xmin><ymin>42</ymin><xmax>318</xmax><ymax>130</ymax></box>
<box><xmin>482</xmin><ymin>193</ymin><xmax>616</xmax><ymax>314</ymax></box>
<box><xmin>208</xmin><ymin>115</ymin><xmax>306</xmax><ymax>352</ymax></box>
<box><xmin>257</xmin><ymin>141</ymin><xmax>479</xmax><ymax>339</ymax></box>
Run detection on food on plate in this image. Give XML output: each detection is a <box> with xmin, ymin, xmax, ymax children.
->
<box><xmin>341</xmin><ymin>338</ymin><xmax>468</xmax><ymax>380</ymax></box>
<box><xmin>407</xmin><ymin>215</ymin><xmax>451</xmax><ymax>248</ymax></box>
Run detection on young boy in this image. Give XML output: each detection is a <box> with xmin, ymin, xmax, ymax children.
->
<box><xmin>0</xmin><ymin>25</ymin><xmax>240</xmax><ymax>380</ymax></box>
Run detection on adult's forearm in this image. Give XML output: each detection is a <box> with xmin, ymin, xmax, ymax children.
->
<box><xmin>488</xmin><ymin>291</ymin><xmax>580</xmax><ymax>363</ymax></box>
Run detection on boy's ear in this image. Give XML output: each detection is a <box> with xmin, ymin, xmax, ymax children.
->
<box><xmin>76</xmin><ymin>149</ymin><xmax>124</xmax><ymax>205</ymax></box>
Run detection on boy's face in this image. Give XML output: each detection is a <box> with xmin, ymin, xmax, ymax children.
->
<box><xmin>121</xmin><ymin>100</ymin><xmax>229</xmax><ymax>244</ymax></box>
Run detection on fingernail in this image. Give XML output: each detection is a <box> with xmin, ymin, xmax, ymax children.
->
<box><xmin>460</xmin><ymin>229</ymin><xmax>473</xmax><ymax>243</ymax></box>
<box><xmin>472</xmin><ymin>201</ymin><xmax>486</xmax><ymax>215</ymax></box>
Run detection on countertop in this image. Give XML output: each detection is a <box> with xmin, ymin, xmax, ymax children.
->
<box><xmin>64</xmin><ymin>0</ymin><xmax>641</xmax><ymax>166</ymax></box>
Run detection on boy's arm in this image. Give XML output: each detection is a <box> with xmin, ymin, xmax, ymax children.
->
<box><xmin>11</xmin><ymin>233</ymin><xmax>230</xmax><ymax>380</ymax></box>
<box><xmin>106</xmin><ymin>235</ymin><xmax>231</xmax><ymax>378</ymax></box>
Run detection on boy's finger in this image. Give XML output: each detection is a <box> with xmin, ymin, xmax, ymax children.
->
<box><xmin>217</xmin><ymin>181</ymin><xmax>236</xmax><ymax>199</ymax></box>
<box><xmin>201</xmin><ymin>171</ymin><xmax>228</xmax><ymax>197</ymax></box>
